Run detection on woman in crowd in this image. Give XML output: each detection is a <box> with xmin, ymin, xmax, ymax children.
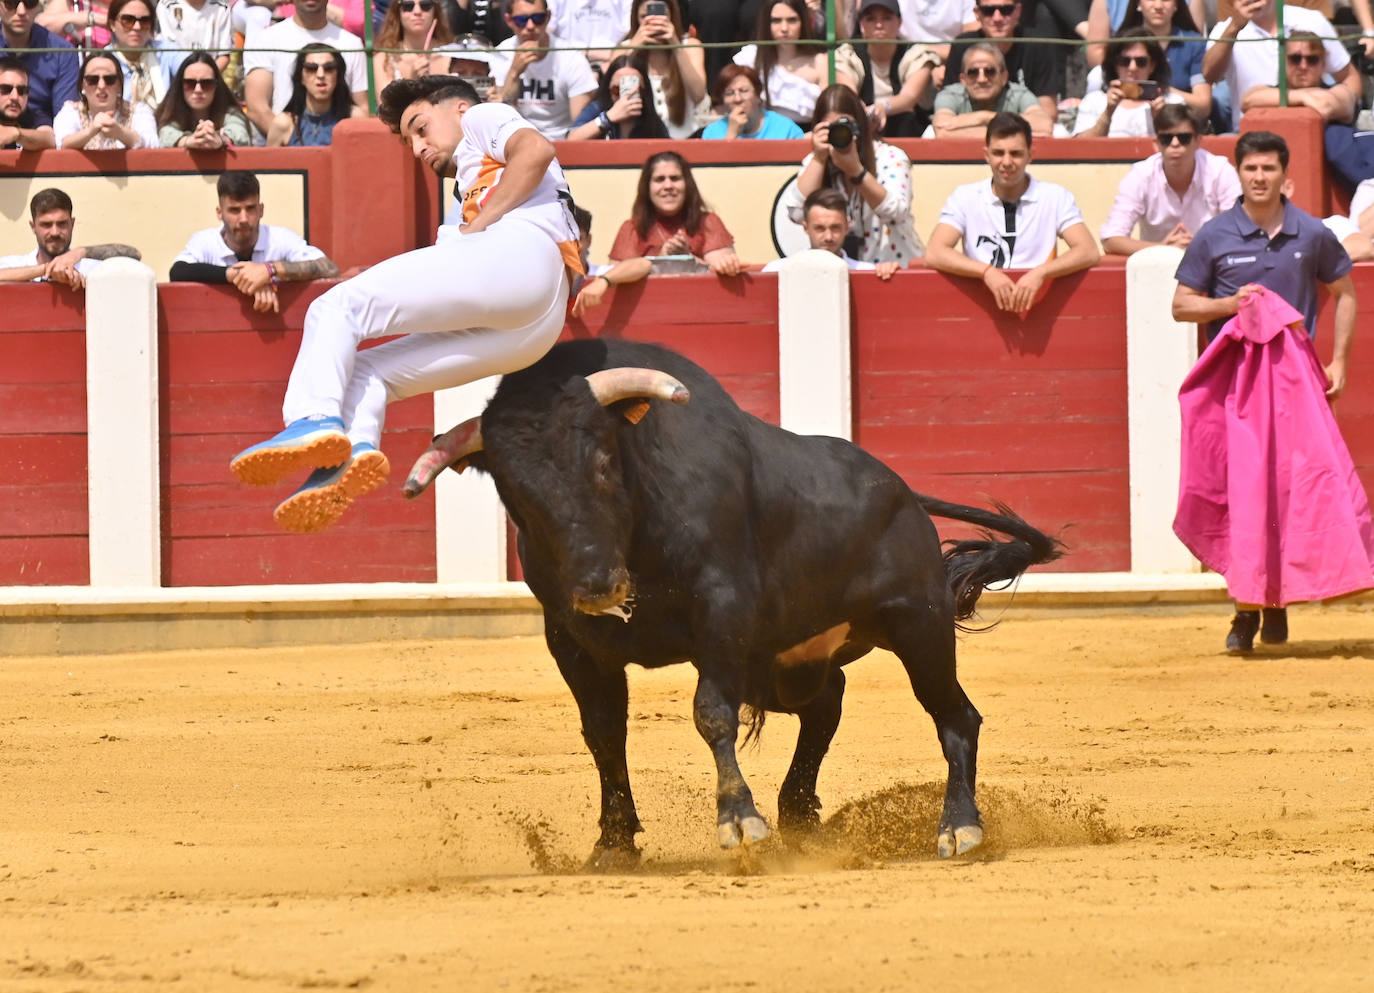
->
<box><xmin>786</xmin><ymin>84</ymin><xmax>922</xmax><ymax>264</ymax></box>
<box><xmin>267</xmin><ymin>44</ymin><xmax>365</xmax><ymax>146</ymax></box>
<box><xmin>372</xmin><ymin>0</ymin><xmax>456</xmax><ymax>87</ymax></box>
<box><xmin>1086</xmin><ymin>0</ymin><xmax>1206</xmax><ymax>67</ymax></box>
<box><xmin>732</xmin><ymin>0</ymin><xmax>856</xmax><ymax>126</ymax></box>
<box><xmin>1073</xmin><ymin>27</ymin><xmax>1181</xmax><ymax>136</ymax></box>
<box><xmin>851</xmin><ymin>0</ymin><xmax>940</xmax><ymax>138</ymax></box>
<box><xmin>56</xmin><ymin>51</ymin><xmax>159</xmax><ymax>148</ymax></box>
<box><xmin>157</xmin><ymin>51</ymin><xmax>251</xmax><ymax>148</ymax></box>
<box><xmin>103</xmin><ymin>0</ymin><xmax>174</xmax><ymax>115</ymax></box>
<box><xmin>1117</xmin><ymin>0</ymin><xmax>1210</xmax><ymax>118</ymax></box>
<box><xmin>609</xmin><ymin>0</ymin><xmax>708</xmax><ymax>140</ymax></box>
<box><xmin>700</xmin><ymin>64</ymin><xmax>803</xmax><ymax>138</ymax></box>
<box><xmin>609</xmin><ymin>151</ymin><xmax>744</xmax><ymax>276</ymax></box>
<box><xmin>567</xmin><ymin>56</ymin><xmax>669</xmax><ymax>140</ymax></box>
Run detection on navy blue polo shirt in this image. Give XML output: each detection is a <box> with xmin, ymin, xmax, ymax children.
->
<box><xmin>0</xmin><ymin>24</ymin><xmax>80</xmax><ymax>129</ymax></box>
<box><xmin>1175</xmin><ymin>196</ymin><xmax>1353</xmax><ymax>341</ymax></box>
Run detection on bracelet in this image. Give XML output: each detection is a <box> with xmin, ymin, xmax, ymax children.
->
<box><xmin>594</xmin><ymin>273</ymin><xmax>613</xmax><ymax>288</ymax></box>
<box><xmin>597</xmin><ymin>112</ymin><xmax>612</xmax><ymax>135</ymax></box>
<box><xmin>265</xmin><ymin>261</ymin><xmax>280</xmax><ymax>285</ymax></box>
<box><xmin>849</xmin><ymin>167</ymin><xmax>867</xmax><ymax>184</ymax></box>
<box><xmin>980</xmin><ymin>262</ymin><xmax>992</xmax><ymax>279</ymax></box>
<box><xmin>880</xmin><ymin>99</ymin><xmax>892</xmax><ymax>115</ymax></box>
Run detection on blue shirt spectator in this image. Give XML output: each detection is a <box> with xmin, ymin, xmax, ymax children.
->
<box><xmin>1175</xmin><ymin>196</ymin><xmax>1353</xmax><ymax>341</ymax></box>
<box><xmin>0</xmin><ymin>18</ymin><xmax>78</xmax><ymax>128</ymax></box>
<box><xmin>701</xmin><ymin>64</ymin><xmax>804</xmax><ymax>140</ymax></box>
<box><xmin>702</xmin><ymin>111</ymin><xmax>803</xmax><ymax>139</ymax></box>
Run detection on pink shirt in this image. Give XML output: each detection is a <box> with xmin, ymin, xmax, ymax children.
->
<box><xmin>1100</xmin><ymin>148</ymin><xmax>1241</xmax><ymax>244</ymax></box>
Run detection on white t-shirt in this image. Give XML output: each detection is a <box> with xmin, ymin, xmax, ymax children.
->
<box><xmin>0</xmin><ymin>248</ymin><xmax>100</xmax><ymax>279</ymax></box>
<box><xmin>1349</xmin><ymin>177</ymin><xmax>1374</xmax><ymax>225</ymax></box>
<box><xmin>937</xmin><ymin>174</ymin><xmax>1086</xmax><ymax>268</ymax></box>
<box><xmin>1072</xmin><ymin>89</ymin><xmax>1184</xmax><ymax>137</ymax></box>
<box><xmin>488</xmin><ymin>38</ymin><xmax>599</xmax><ymax>140</ymax></box>
<box><xmin>243</xmin><ymin>19</ymin><xmax>367</xmax><ymax>114</ymax></box>
<box><xmin>1322</xmin><ymin>214</ymin><xmax>1359</xmax><ymax>244</ymax></box>
<box><xmin>899</xmin><ymin>0</ymin><xmax>976</xmax><ymax>42</ymax></box>
<box><xmin>548</xmin><ymin>0</ymin><xmax>632</xmax><ymax>58</ymax></box>
<box><xmin>175</xmin><ymin>224</ymin><xmax>325</xmax><ymax>266</ymax></box>
<box><xmin>1207</xmin><ymin>7</ymin><xmax>1350</xmax><ymax>129</ymax></box>
<box><xmin>157</xmin><ymin>0</ymin><xmax>234</xmax><ymax>60</ymax></box>
<box><xmin>440</xmin><ymin>102</ymin><xmax>580</xmax><ymax>258</ymax></box>
<box><xmin>52</xmin><ymin>100</ymin><xmax>160</xmax><ymax>148</ymax></box>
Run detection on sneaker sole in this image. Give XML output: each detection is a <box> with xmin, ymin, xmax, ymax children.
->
<box><xmin>231</xmin><ymin>431</ymin><xmax>352</xmax><ymax>487</ymax></box>
<box><xmin>272</xmin><ymin>450</ymin><xmax>391</xmax><ymax>535</ymax></box>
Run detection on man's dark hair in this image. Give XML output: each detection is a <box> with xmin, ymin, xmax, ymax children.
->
<box><xmin>377</xmin><ymin>76</ymin><xmax>480</xmax><ymax>131</ymax></box>
<box><xmin>30</xmin><ymin>188</ymin><xmax>73</xmax><ymax>218</ymax></box>
<box><xmin>502</xmin><ymin>0</ymin><xmax>548</xmax><ymax>15</ymax></box>
<box><xmin>573</xmin><ymin>205</ymin><xmax>592</xmax><ymax>236</ymax></box>
<box><xmin>217</xmin><ymin>170</ymin><xmax>260</xmax><ymax>201</ymax></box>
<box><xmin>985</xmin><ymin>111</ymin><xmax>1031</xmax><ymax>149</ymax></box>
<box><xmin>0</xmin><ymin>55</ymin><xmax>29</xmax><ymax>78</ymax></box>
<box><xmin>802</xmin><ymin>187</ymin><xmax>850</xmax><ymax>220</ymax></box>
<box><xmin>1235</xmin><ymin>130</ymin><xmax>1289</xmax><ymax>170</ymax></box>
<box><xmin>1153</xmin><ymin>102</ymin><xmax>1200</xmax><ymax>135</ymax></box>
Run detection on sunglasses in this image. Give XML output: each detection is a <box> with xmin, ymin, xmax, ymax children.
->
<box><xmin>302</xmin><ymin>60</ymin><xmax>339</xmax><ymax>74</ymax></box>
<box><xmin>0</xmin><ymin>82</ymin><xmax>29</xmax><ymax>96</ymax></box>
<box><xmin>1116</xmin><ymin>54</ymin><xmax>1150</xmax><ymax>67</ymax></box>
<box><xmin>963</xmin><ymin>65</ymin><xmax>1000</xmax><ymax>79</ymax></box>
<box><xmin>510</xmin><ymin>11</ymin><xmax>548</xmax><ymax>26</ymax></box>
<box><xmin>116</xmin><ymin>12</ymin><xmax>154</xmax><ymax>28</ymax></box>
<box><xmin>83</xmin><ymin>72</ymin><xmax>119</xmax><ymax>86</ymax></box>
<box><xmin>398</xmin><ymin>0</ymin><xmax>435</xmax><ymax>10</ymax></box>
<box><xmin>0</xmin><ymin>0</ymin><xmax>39</xmax><ymax>10</ymax></box>
<box><xmin>1286</xmin><ymin>52</ymin><xmax>1322</xmax><ymax>66</ymax></box>
<box><xmin>182</xmin><ymin>76</ymin><xmax>216</xmax><ymax>91</ymax></box>
<box><xmin>977</xmin><ymin>3</ymin><xmax>1017</xmax><ymax>14</ymax></box>
<box><xmin>1157</xmin><ymin>131</ymin><xmax>1195</xmax><ymax>146</ymax></box>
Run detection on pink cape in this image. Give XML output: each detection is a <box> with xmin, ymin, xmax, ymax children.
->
<box><xmin>1172</xmin><ymin>289</ymin><xmax>1374</xmax><ymax>606</ymax></box>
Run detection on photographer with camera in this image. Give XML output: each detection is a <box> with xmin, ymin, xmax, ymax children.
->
<box><xmin>784</xmin><ymin>84</ymin><xmax>923</xmax><ymax>264</ymax></box>
<box><xmin>566</xmin><ymin>56</ymin><xmax>669</xmax><ymax>139</ymax></box>
<box><xmin>1073</xmin><ymin>27</ymin><xmax>1183</xmax><ymax>137</ymax></box>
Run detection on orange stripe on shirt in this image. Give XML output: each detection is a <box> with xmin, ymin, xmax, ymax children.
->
<box><xmin>461</xmin><ymin>154</ymin><xmax>504</xmax><ymax>226</ymax></box>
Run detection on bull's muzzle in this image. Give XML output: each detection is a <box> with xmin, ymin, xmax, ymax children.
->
<box><xmin>571</xmin><ymin>569</ymin><xmax>632</xmax><ymax>617</ymax></box>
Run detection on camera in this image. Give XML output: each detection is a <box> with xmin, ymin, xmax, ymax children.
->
<box><xmin>828</xmin><ymin>115</ymin><xmax>857</xmax><ymax>150</ymax></box>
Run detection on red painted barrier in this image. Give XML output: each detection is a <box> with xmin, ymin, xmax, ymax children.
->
<box><xmin>157</xmin><ymin>283</ymin><xmax>438</xmax><ymax>586</ymax></box>
<box><xmin>1</xmin><ymin>285</ymin><xmax>89</xmax><ymax>585</ymax></box>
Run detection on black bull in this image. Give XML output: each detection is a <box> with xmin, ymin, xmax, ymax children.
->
<box><xmin>405</xmin><ymin>339</ymin><xmax>1061</xmax><ymax>866</ymax></box>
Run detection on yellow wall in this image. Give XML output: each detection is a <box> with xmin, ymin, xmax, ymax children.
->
<box><xmin>0</xmin><ymin>173</ymin><xmax>310</xmax><ymax>280</ymax></box>
<box><xmin>562</xmin><ymin>159</ymin><xmax>1137</xmax><ymax>265</ymax></box>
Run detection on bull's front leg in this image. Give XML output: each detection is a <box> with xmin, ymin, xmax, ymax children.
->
<box><xmin>693</xmin><ymin>670</ymin><xmax>770</xmax><ymax>849</ymax></box>
<box><xmin>546</xmin><ymin>624</ymin><xmax>642</xmax><ymax>871</ymax></box>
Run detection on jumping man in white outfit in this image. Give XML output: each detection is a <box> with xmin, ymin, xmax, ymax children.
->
<box><xmin>230</xmin><ymin>75</ymin><xmax>584</xmax><ymax>533</ymax></box>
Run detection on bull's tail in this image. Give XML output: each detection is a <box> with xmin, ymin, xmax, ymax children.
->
<box><xmin>916</xmin><ymin>496</ymin><xmax>1064</xmax><ymax>624</ymax></box>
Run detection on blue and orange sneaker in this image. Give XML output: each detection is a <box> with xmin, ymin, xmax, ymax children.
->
<box><xmin>272</xmin><ymin>442</ymin><xmax>391</xmax><ymax>534</ymax></box>
<box><xmin>231</xmin><ymin>416</ymin><xmax>351</xmax><ymax>487</ymax></box>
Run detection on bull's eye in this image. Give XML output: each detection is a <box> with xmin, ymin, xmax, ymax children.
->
<box><xmin>591</xmin><ymin>450</ymin><xmax>614</xmax><ymax>492</ymax></box>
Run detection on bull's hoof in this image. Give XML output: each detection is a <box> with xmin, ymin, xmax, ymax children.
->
<box><xmin>936</xmin><ymin>823</ymin><xmax>984</xmax><ymax>858</ymax></box>
<box><xmin>584</xmin><ymin>844</ymin><xmax>642</xmax><ymax>873</ymax></box>
<box><xmin>717</xmin><ymin>814</ymin><xmax>771</xmax><ymax>849</ymax></box>
<box><xmin>777</xmin><ymin>793</ymin><xmax>823</xmax><ymax>836</ymax></box>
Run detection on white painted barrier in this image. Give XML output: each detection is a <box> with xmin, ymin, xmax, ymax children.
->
<box><xmin>1124</xmin><ymin>246</ymin><xmax>1201</xmax><ymax>574</ymax></box>
<box><xmin>776</xmin><ymin>250</ymin><xmax>852</xmax><ymax>441</ymax></box>
<box><xmin>85</xmin><ymin>259</ymin><xmax>161</xmax><ymax>587</ymax></box>
<box><xmin>433</xmin><ymin>379</ymin><xmax>506</xmax><ymax>583</ymax></box>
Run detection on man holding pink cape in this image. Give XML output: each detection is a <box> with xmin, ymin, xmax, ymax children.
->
<box><xmin>1171</xmin><ymin>130</ymin><xmax>1367</xmax><ymax>653</ymax></box>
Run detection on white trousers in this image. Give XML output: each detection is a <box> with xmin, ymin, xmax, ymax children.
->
<box><xmin>282</xmin><ymin>220</ymin><xmax>569</xmax><ymax>448</ymax></box>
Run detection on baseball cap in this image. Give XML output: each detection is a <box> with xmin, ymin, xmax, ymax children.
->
<box><xmin>858</xmin><ymin>0</ymin><xmax>902</xmax><ymax>17</ymax></box>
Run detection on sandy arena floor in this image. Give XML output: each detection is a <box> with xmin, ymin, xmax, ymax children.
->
<box><xmin>2</xmin><ymin>605</ymin><xmax>1373</xmax><ymax>991</ymax></box>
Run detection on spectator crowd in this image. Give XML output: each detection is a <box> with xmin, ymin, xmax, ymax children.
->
<box><xmin>3</xmin><ymin>0</ymin><xmax>1374</xmax><ymax>279</ymax></box>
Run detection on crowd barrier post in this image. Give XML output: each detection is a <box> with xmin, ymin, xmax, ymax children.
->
<box><xmin>776</xmin><ymin>250</ymin><xmax>853</xmax><ymax>441</ymax></box>
<box><xmin>433</xmin><ymin>379</ymin><xmax>507</xmax><ymax>583</ymax></box>
<box><xmin>1124</xmin><ymin>245</ymin><xmax>1200</xmax><ymax>574</ymax></box>
<box><xmin>86</xmin><ymin>259</ymin><xmax>161</xmax><ymax>587</ymax></box>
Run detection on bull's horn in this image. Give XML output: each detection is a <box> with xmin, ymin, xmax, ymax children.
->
<box><xmin>402</xmin><ymin>416</ymin><xmax>484</xmax><ymax>499</ymax></box>
<box><xmin>585</xmin><ymin>368</ymin><xmax>691</xmax><ymax>413</ymax></box>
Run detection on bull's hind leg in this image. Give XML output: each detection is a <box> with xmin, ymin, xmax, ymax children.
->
<box><xmin>881</xmin><ymin>605</ymin><xmax>984</xmax><ymax>858</ymax></box>
<box><xmin>692</xmin><ymin>668</ymin><xmax>770</xmax><ymax>849</ymax></box>
<box><xmin>545</xmin><ymin>624</ymin><xmax>642</xmax><ymax>870</ymax></box>
<box><xmin>769</xmin><ymin>666</ymin><xmax>846</xmax><ymax>834</ymax></box>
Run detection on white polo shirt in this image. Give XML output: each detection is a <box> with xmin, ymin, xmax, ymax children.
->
<box><xmin>174</xmin><ymin>224</ymin><xmax>325</xmax><ymax>266</ymax></box>
<box><xmin>0</xmin><ymin>248</ymin><xmax>100</xmax><ymax>279</ymax></box>
<box><xmin>1207</xmin><ymin>6</ymin><xmax>1350</xmax><ymax>129</ymax></box>
<box><xmin>488</xmin><ymin>38</ymin><xmax>598</xmax><ymax>141</ymax></box>
<box><xmin>937</xmin><ymin>174</ymin><xmax>1086</xmax><ymax>268</ymax></box>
